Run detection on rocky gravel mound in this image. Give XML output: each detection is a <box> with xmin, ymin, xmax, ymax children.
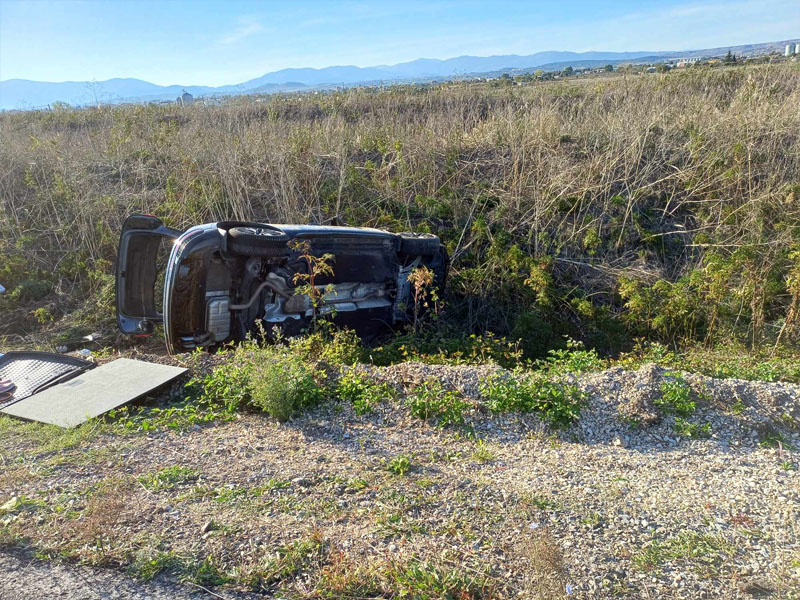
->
<box><xmin>1</xmin><ymin>360</ymin><xmax>798</xmax><ymax>599</ymax></box>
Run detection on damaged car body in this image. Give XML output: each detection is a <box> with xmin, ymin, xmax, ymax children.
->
<box><xmin>116</xmin><ymin>215</ymin><xmax>448</xmax><ymax>354</ymax></box>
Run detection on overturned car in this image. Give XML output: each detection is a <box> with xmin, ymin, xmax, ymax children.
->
<box><xmin>116</xmin><ymin>215</ymin><xmax>448</xmax><ymax>354</ymax></box>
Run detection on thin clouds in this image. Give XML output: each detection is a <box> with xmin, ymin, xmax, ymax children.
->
<box><xmin>296</xmin><ymin>1</ymin><xmax>456</xmax><ymax>29</ymax></box>
<box><xmin>218</xmin><ymin>17</ymin><xmax>265</xmax><ymax>45</ymax></box>
<box><xmin>663</xmin><ymin>0</ymin><xmax>793</xmax><ymax>20</ymax></box>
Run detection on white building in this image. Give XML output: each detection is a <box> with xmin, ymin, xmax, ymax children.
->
<box><xmin>675</xmin><ymin>57</ymin><xmax>702</xmax><ymax>68</ymax></box>
<box><xmin>786</xmin><ymin>44</ymin><xmax>796</xmax><ymax>57</ymax></box>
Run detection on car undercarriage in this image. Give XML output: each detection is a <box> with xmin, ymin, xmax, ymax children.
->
<box><xmin>116</xmin><ymin>215</ymin><xmax>448</xmax><ymax>354</ymax></box>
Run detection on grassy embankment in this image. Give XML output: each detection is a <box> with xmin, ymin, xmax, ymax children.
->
<box><xmin>1</xmin><ymin>63</ymin><xmax>799</xmax><ymax>362</ymax></box>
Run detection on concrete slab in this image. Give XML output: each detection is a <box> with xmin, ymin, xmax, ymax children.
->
<box><xmin>0</xmin><ymin>358</ymin><xmax>187</xmax><ymax>427</ymax></box>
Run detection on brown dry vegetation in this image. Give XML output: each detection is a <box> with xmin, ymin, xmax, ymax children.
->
<box><xmin>1</xmin><ymin>64</ymin><xmax>800</xmax><ymax>356</ymax></box>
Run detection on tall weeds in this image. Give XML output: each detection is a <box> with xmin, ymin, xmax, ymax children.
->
<box><xmin>1</xmin><ymin>64</ymin><xmax>799</xmax><ymax>353</ymax></box>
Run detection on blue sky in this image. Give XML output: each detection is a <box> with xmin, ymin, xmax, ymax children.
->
<box><xmin>1</xmin><ymin>0</ymin><xmax>798</xmax><ymax>85</ymax></box>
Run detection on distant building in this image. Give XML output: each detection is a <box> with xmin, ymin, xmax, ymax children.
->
<box><xmin>176</xmin><ymin>90</ymin><xmax>194</xmax><ymax>106</ymax></box>
<box><xmin>796</xmin><ymin>43</ymin><xmax>800</xmax><ymax>55</ymax></box>
<box><xmin>786</xmin><ymin>44</ymin><xmax>794</xmax><ymax>56</ymax></box>
<box><xmin>675</xmin><ymin>57</ymin><xmax>702</xmax><ymax>68</ymax></box>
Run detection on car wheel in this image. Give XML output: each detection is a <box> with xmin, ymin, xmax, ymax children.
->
<box><xmin>398</xmin><ymin>232</ymin><xmax>440</xmax><ymax>256</ymax></box>
<box><xmin>227</xmin><ymin>226</ymin><xmax>290</xmax><ymax>257</ymax></box>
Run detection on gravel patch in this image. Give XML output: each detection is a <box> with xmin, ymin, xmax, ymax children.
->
<box><xmin>0</xmin><ymin>361</ymin><xmax>798</xmax><ymax>599</ymax></box>
<box><xmin>0</xmin><ymin>548</ymin><xmax>262</xmax><ymax>599</ymax></box>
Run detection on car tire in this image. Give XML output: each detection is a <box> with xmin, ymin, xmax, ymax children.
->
<box><xmin>398</xmin><ymin>232</ymin><xmax>440</xmax><ymax>256</ymax></box>
<box><xmin>227</xmin><ymin>226</ymin><xmax>290</xmax><ymax>257</ymax></box>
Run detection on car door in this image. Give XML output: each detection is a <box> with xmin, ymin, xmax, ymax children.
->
<box><xmin>116</xmin><ymin>214</ymin><xmax>183</xmax><ymax>336</ymax></box>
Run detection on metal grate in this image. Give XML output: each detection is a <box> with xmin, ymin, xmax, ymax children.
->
<box><xmin>0</xmin><ymin>352</ymin><xmax>95</xmax><ymax>410</ymax></box>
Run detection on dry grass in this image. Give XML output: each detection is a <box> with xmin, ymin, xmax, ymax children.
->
<box><xmin>1</xmin><ymin>64</ymin><xmax>799</xmax><ymax>352</ymax></box>
<box><xmin>518</xmin><ymin>528</ymin><xmax>568</xmax><ymax>599</ymax></box>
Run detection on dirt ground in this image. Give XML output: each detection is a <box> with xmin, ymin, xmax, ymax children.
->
<box><xmin>0</xmin><ymin>548</ymin><xmax>265</xmax><ymax>600</ymax></box>
<box><xmin>0</xmin><ymin>362</ymin><xmax>798</xmax><ymax>599</ymax></box>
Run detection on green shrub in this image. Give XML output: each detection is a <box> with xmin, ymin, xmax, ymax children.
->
<box><xmin>386</xmin><ymin>454</ymin><xmax>412</xmax><ymax>476</ymax></box>
<box><xmin>248</xmin><ymin>348</ymin><xmax>325</xmax><ymax>421</ymax></box>
<box><xmin>511</xmin><ymin>310</ymin><xmax>557</xmax><ymax>359</ymax></box>
<box><xmin>537</xmin><ymin>338</ymin><xmax>604</xmax><ymax>376</ymax></box>
<box><xmin>370</xmin><ymin>329</ymin><xmax>523</xmax><ymax>368</ymax></box>
<box><xmin>480</xmin><ymin>372</ymin><xmax>584</xmax><ymax>428</ymax></box>
<box><xmin>616</xmin><ymin>343</ymin><xmax>800</xmax><ymax>383</ymax></box>
<box><xmin>335</xmin><ymin>370</ymin><xmax>395</xmax><ymax>415</ymax></box>
<box><xmin>0</xmin><ymin>248</ymin><xmax>30</xmax><ymax>291</ymax></box>
<box><xmin>673</xmin><ymin>418</ymin><xmax>712</xmax><ymax>439</ymax></box>
<box><xmin>186</xmin><ymin>357</ymin><xmax>252</xmax><ymax>412</ymax></box>
<box><xmin>656</xmin><ymin>376</ymin><xmax>696</xmax><ymax>417</ymax></box>
<box><xmin>8</xmin><ymin>279</ymin><xmax>52</xmax><ymax>302</ymax></box>
<box><xmin>407</xmin><ymin>380</ymin><xmax>468</xmax><ymax>427</ymax></box>
<box><xmin>289</xmin><ymin>325</ymin><xmax>363</xmax><ymax>366</ymax></box>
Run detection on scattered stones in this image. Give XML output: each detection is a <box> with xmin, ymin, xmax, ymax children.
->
<box><xmin>1</xmin><ymin>358</ymin><xmax>797</xmax><ymax>599</ymax></box>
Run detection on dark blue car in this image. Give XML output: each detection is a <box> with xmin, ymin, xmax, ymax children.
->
<box><xmin>116</xmin><ymin>215</ymin><xmax>447</xmax><ymax>353</ymax></box>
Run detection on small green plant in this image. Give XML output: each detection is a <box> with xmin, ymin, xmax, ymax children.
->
<box><xmin>186</xmin><ymin>357</ymin><xmax>252</xmax><ymax>412</ymax></box>
<box><xmin>243</xmin><ymin>532</ymin><xmax>327</xmax><ymax>590</ymax></box>
<box><xmin>289</xmin><ymin>239</ymin><xmax>335</xmax><ymax>328</ymax></box>
<box><xmin>0</xmin><ymin>494</ymin><xmax>46</xmax><ymax>515</ymax></box>
<box><xmin>407</xmin><ymin>380</ymin><xmax>468</xmax><ymax>427</ymax></box>
<box><xmin>581</xmin><ymin>511</ymin><xmax>605</xmax><ymax>528</ymax></box>
<box><xmin>521</xmin><ymin>492</ymin><xmax>560</xmax><ymax>511</ymax></box>
<box><xmin>336</xmin><ymin>370</ymin><xmax>395</xmax><ymax>415</ymax></box>
<box><xmin>137</xmin><ymin>466</ymin><xmax>199</xmax><ymax>491</ymax></box>
<box><xmin>537</xmin><ymin>338</ymin><xmax>603</xmax><ymax>376</ymax></box>
<box><xmin>633</xmin><ymin>531</ymin><xmax>735</xmax><ymax>573</ymax></box>
<box><xmin>730</xmin><ymin>397</ymin><xmax>747</xmax><ymax>414</ymax></box>
<box><xmin>656</xmin><ymin>375</ymin><xmax>696</xmax><ymax>417</ymax></box>
<box><xmin>347</xmin><ymin>478</ymin><xmax>369</xmax><ymax>491</ymax></box>
<box><xmin>369</xmin><ymin>330</ymin><xmax>523</xmax><ymax>368</ymax></box>
<box><xmin>315</xmin><ymin>554</ymin><xmax>492</xmax><ymax>598</ymax></box>
<box><xmin>178</xmin><ymin>555</ymin><xmax>230</xmax><ymax>586</ymax></box>
<box><xmin>759</xmin><ymin>431</ymin><xmax>794</xmax><ymax>450</ymax></box>
<box><xmin>248</xmin><ymin>347</ymin><xmax>325</xmax><ymax>421</ymax></box>
<box><xmin>385</xmin><ymin>557</ymin><xmax>490</xmax><ymax>598</ymax></box>
<box><xmin>130</xmin><ymin>549</ymin><xmax>181</xmax><ymax>580</ymax></box>
<box><xmin>289</xmin><ymin>324</ymin><xmax>363</xmax><ymax>365</ymax></box>
<box><xmin>480</xmin><ymin>372</ymin><xmax>584</xmax><ymax>428</ymax></box>
<box><xmin>673</xmin><ymin>418</ymin><xmax>712</xmax><ymax>439</ymax></box>
<box><xmin>471</xmin><ymin>439</ymin><xmax>495</xmax><ymax>463</ymax></box>
<box><xmin>620</xmin><ymin>415</ymin><xmax>642</xmax><ymax>429</ymax></box>
<box><xmin>386</xmin><ymin>454</ymin><xmax>412</xmax><ymax>476</ymax></box>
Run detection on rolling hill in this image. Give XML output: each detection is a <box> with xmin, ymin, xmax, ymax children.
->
<box><xmin>1</xmin><ymin>40</ymin><xmax>795</xmax><ymax>110</ymax></box>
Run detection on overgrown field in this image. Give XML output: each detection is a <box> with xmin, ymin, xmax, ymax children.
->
<box><xmin>2</xmin><ymin>64</ymin><xmax>800</xmax><ymax>356</ymax></box>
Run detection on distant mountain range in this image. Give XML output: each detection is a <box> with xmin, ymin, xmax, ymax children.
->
<box><xmin>1</xmin><ymin>40</ymin><xmax>795</xmax><ymax>111</ymax></box>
